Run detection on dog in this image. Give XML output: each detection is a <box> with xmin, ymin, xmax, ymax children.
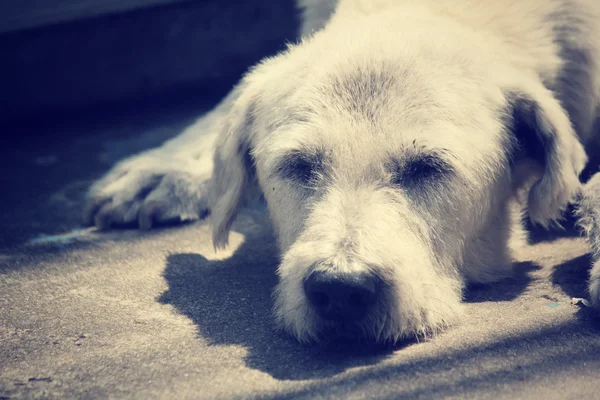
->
<box><xmin>84</xmin><ymin>0</ymin><xmax>600</xmax><ymax>344</ymax></box>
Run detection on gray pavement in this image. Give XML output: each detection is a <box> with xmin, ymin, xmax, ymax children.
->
<box><xmin>1</xmin><ymin>103</ymin><xmax>600</xmax><ymax>399</ymax></box>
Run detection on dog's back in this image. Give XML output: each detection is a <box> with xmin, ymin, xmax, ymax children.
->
<box><xmin>313</xmin><ymin>0</ymin><xmax>600</xmax><ymax>144</ymax></box>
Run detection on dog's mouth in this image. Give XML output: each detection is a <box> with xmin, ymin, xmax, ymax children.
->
<box><xmin>314</xmin><ymin>322</ymin><xmax>380</xmax><ymax>346</ymax></box>
<box><xmin>309</xmin><ymin>308</ymin><xmax>400</xmax><ymax>347</ymax></box>
<box><xmin>307</xmin><ymin>320</ymin><xmax>412</xmax><ymax>353</ymax></box>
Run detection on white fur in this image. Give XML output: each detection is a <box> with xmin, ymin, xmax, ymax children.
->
<box><xmin>86</xmin><ymin>0</ymin><xmax>600</xmax><ymax>343</ymax></box>
<box><xmin>577</xmin><ymin>173</ymin><xmax>600</xmax><ymax>307</ymax></box>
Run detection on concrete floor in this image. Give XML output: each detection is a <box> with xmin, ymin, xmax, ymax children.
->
<box><xmin>1</xmin><ymin>102</ymin><xmax>600</xmax><ymax>399</ymax></box>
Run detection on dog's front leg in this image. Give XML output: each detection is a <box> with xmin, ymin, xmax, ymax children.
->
<box><xmin>83</xmin><ymin>91</ymin><xmax>239</xmax><ymax>230</ymax></box>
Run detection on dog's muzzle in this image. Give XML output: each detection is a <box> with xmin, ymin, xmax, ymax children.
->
<box><xmin>303</xmin><ymin>270</ymin><xmax>381</xmax><ymax>321</ymax></box>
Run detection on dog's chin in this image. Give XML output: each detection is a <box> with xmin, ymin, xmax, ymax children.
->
<box><xmin>295</xmin><ymin>320</ymin><xmax>424</xmax><ymax>356</ymax></box>
<box><xmin>313</xmin><ymin>321</ymin><xmax>389</xmax><ymax>348</ymax></box>
<box><xmin>282</xmin><ymin>310</ymin><xmax>408</xmax><ymax>350</ymax></box>
<box><xmin>275</xmin><ymin>287</ymin><xmax>420</xmax><ymax>349</ymax></box>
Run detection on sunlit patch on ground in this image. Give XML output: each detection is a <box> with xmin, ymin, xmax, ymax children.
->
<box><xmin>27</xmin><ymin>227</ymin><xmax>98</xmax><ymax>246</ymax></box>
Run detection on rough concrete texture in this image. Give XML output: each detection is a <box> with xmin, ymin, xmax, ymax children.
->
<box><xmin>1</xmin><ymin>102</ymin><xmax>600</xmax><ymax>399</ymax></box>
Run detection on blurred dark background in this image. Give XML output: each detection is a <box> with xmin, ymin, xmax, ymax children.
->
<box><xmin>1</xmin><ymin>0</ymin><xmax>299</xmax><ymax>127</ymax></box>
<box><xmin>0</xmin><ymin>1</ymin><xmax>299</xmax><ymax>250</ymax></box>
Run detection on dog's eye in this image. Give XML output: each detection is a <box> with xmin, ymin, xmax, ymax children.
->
<box><xmin>276</xmin><ymin>151</ymin><xmax>324</xmax><ymax>186</ymax></box>
<box><xmin>389</xmin><ymin>153</ymin><xmax>453</xmax><ymax>188</ymax></box>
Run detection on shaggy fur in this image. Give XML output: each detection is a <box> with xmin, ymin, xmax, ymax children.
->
<box><xmin>85</xmin><ymin>0</ymin><xmax>600</xmax><ymax>344</ymax></box>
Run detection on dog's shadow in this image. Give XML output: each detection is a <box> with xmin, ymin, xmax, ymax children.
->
<box><xmin>551</xmin><ymin>253</ymin><xmax>599</xmax><ymax>319</ymax></box>
<box><xmin>157</xmin><ymin>215</ymin><xmax>588</xmax><ymax>379</ymax></box>
<box><xmin>157</xmin><ymin>221</ymin><xmax>394</xmax><ymax>380</ymax></box>
<box><xmin>465</xmin><ymin>261</ymin><xmax>541</xmax><ymax>303</ymax></box>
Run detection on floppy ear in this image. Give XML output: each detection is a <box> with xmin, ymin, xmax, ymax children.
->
<box><xmin>505</xmin><ymin>80</ymin><xmax>588</xmax><ymax>226</ymax></box>
<box><xmin>209</xmin><ymin>88</ymin><xmax>260</xmax><ymax>250</ymax></box>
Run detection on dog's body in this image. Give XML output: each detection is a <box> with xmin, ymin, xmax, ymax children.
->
<box><xmin>85</xmin><ymin>0</ymin><xmax>600</xmax><ymax>344</ymax></box>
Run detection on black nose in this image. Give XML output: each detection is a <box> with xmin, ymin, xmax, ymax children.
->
<box><xmin>303</xmin><ymin>270</ymin><xmax>380</xmax><ymax>321</ymax></box>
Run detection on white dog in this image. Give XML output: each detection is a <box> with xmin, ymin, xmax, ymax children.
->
<box><xmin>85</xmin><ymin>0</ymin><xmax>600</xmax><ymax>344</ymax></box>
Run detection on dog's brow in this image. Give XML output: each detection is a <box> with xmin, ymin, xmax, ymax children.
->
<box><xmin>275</xmin><ymin>150</ymin><xmax>325</xmax><ymax>184</ymax></box>
<box><xmin>389</xmin><ymin>150</ymin><xmax>454</xmax><ymax>187</ymax></box>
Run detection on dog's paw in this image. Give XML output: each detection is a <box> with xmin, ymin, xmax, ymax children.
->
<box><xmin>84</xmin><ymin>151</ymin><xmax>213</xmax><ymax>230</ymax></box>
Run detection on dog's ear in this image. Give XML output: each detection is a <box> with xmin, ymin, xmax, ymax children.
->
<box><xmin>209</xmin><ymin>87</ymin><xmax>260</xmax><ymax>250</ymax></box>
<box><xmin>505</xmin><ymin>80</ymin><xmax>587</xmax><ymax>226</ymax></box>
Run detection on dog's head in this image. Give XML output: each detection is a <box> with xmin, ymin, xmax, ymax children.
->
<box><xmin>208</xmin><ymin>16</ymin><xmax>587</xmax><ymax>344</ymax></box>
